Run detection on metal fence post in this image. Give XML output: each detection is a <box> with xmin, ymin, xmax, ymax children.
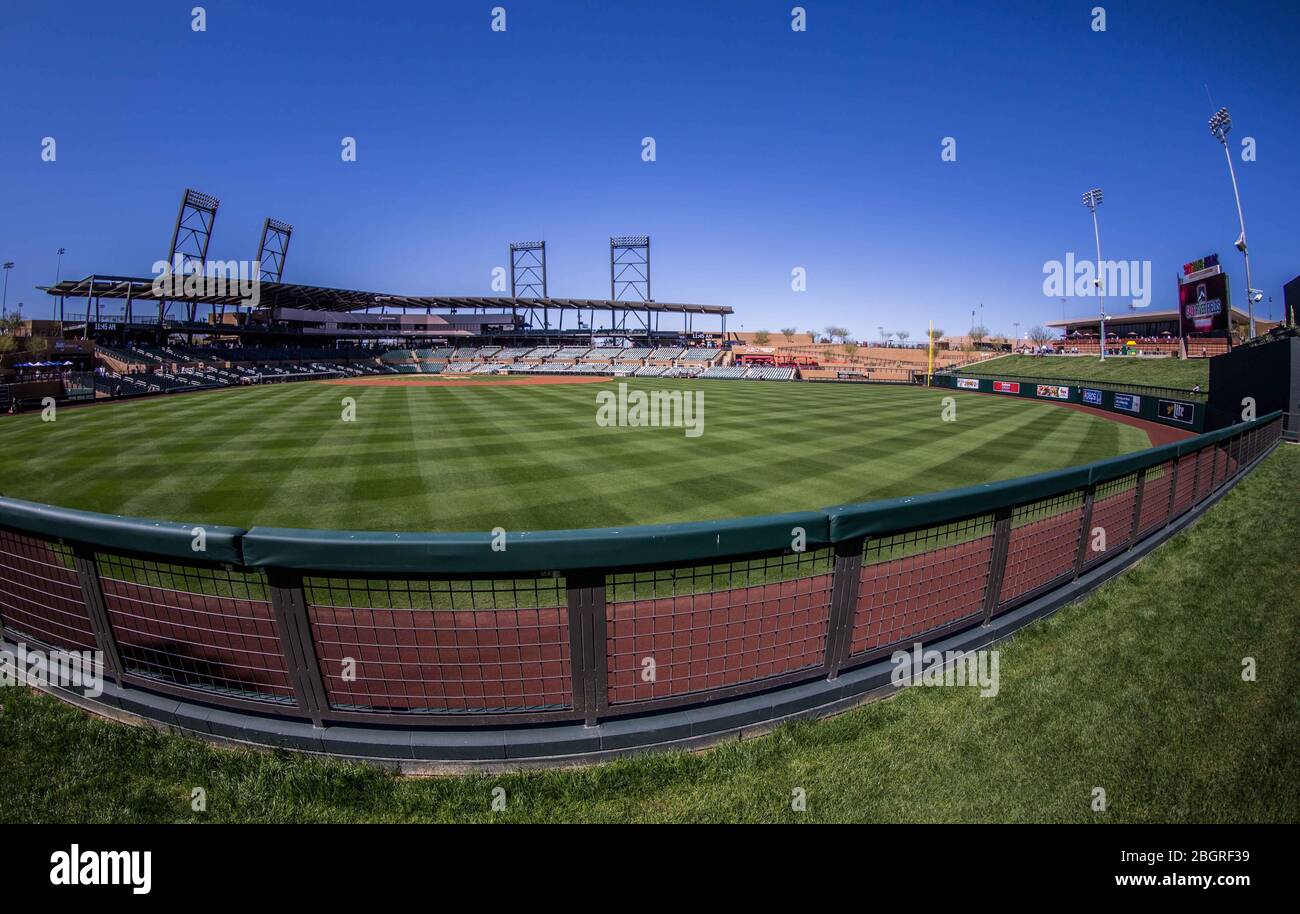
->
<box><xmin>71</xmin><ymin>545</ymin><xmax>123</xmax><ymax>683</ymax></box>
<box><xmin>1128</xmin><ymin>468</ymin><xmax>1146</xmax><ymax>547</ymax></box>
<box><xmin>1164</xmin><ymin>457</ymin><xmax>1181</xmax><ymax>525</ymax></box>
<box><xmin>1074</xmin><ymin>484</ymin><xmax>1096</xmax><ymax>577</ymax></box>
<box><xmin>981</xmin><ymin>507</ymin><xmax>1014</xmax><ymax>624</ymax></box>
<box><xmin>565</xmin><ymin>570</ymin><xmax>608</xmax><ymax>727</ymax></box>
<box><xmin>1193</xmin><ymin>443</ymin><xmax>1206</xmax><ymax>503</ymax></box>
<box><xmin>825</xmin><ymin>537</ymin><xmax>865</xmax><ymax>679</ymax></box>
<box><xmin>266</xmin><ymin>568</ymin><xmax>329</xmax><ymax>727</ymax></box>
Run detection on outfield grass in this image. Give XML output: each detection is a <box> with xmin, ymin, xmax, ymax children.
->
<box><xmin>1</xmin><ymin>445</ymin><xmax>1294</xmax><ymax>824</ymax></box>
<box><xmin>0</xmin><ymin>380</ymin><xmax>1150</xmax><ymax>531</ymax></box>
<box><xmin>965</xmin><ymin>354</ymin><xmax>1210</xmax><ymax>390</ymax></box>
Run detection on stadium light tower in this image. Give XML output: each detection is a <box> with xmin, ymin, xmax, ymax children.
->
<box><xmin>55</xmin><ymin>248</ymin><xmax>66</xmax><ymax>283</ymax></box>
<box><xmin>1209</xmin><ymin>107</ymin><xmax>1258</xmax><ymax>340</ymax></box>
<box><xmin>1081</xmin><ymin>188</ymin><xmax>1107</xmax><ymax>361</ymax></box>
<box><xmin>1</xmin><ymin>261</ymin><xmax>13</xmax><ymax>319</ymax></box>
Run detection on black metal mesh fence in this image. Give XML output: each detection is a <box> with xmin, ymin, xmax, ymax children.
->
<box><xmin>850</xmin><ymin>515</ymin><xmax>994</xmax><ymax>657</ymax></box>
<box><xmin>605</xmin><ymin>551</ymin><xmax>833</xmax><ymax>703</ymax></box>
<box><xmin>97</xmin><ymin>552</ymin><xmax>293</xmax><ymax>703</ymax></box>
<box><xmin>305</xmin><ymin>575</ymin><xmax>572</xmax><ymax>713</ymax></box>
<box><xmin>0</xmin><ymin>531</ymin><xmax>95</xmax><ymax>651</ymax></box>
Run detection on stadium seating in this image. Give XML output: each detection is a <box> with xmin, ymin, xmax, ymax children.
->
<box><xmin>554</xmin><ymin>347</ymin><xmax>591</xmax><ymax>360</ymax></box>
<box><xmin>649</xmin><ymin>347</ymin><xmax>685</xmax><ymax>361</ymax></box>
<box><xmin>745</xmin><ymin>366</ymin><xmax>796</xmax><ymax>380</ymax></box>
<box><xmin>700</xmin><ymin>365</ymin><xmax>747</xmax><ymax>379</ymax></box>
<box><xmin>699</xmin><ymin>365</ymin><xmax>795</xmax><ymax>381</ymax></box>
<box><xmin>493</xmin><ymin>348</ymin><xmax>535</xmax><ymax>360</ymax></box>
<box><xmin>680</xmin><ymin>348</ymin><xmax>722</xmax><ymax>363</ymax></box>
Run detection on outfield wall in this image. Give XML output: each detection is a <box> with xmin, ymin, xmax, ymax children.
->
<box><xmin>934</xmin><ymin>372</ymin><xmax>1207</xmax><ymax>432</ymax></box>
<box><xmin>0</xmin><ymin>412</ymin><xmax>1282</xmax><ymax>765</ymax></box>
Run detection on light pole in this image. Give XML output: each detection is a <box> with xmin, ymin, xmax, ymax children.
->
<box><xmin>1209</xmin><ymin>107</ymin><xmax>1258</xmax><ymax>340</ymax></box>
<box><xmin>56</xmin><ymin>247</ymin><xmax>66</xmax><ymax>282</ymax></box>
<box><xmin>2</xmin><ymin>261</ymin><xmax>13</xmax><ymax>320</ymax></box>
<box><xmin>1081</xmin><ymin>189</ymin><xmax>1106</xmax><ymax>360</ymax></box>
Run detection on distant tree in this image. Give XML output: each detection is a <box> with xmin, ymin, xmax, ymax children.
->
<box><xmin>927</xmin><ymin>327</ymin><xmax>945</xmax><ymax>343</ymax></box>
<box><xmin>754</xmin><ymin>329</ymin><xmax>771</xmax><ymax>346</ymax></box>
<box><xmin>780</xmin><ymin>327</ymin><xmax>797</xmax><ymax>343</ymax></box>
<box><xmin>970</xmin><ymin>325</ymin><xmax>988</xmax><ymax>346</ymax></box>
<box><xmin>896</xmin><ymin>330</ymin><xmax>910</xmax><ymax>345</ymax></box>
<box><xmin>1027</xmin><ymin>325</ymin><xmax>1053</xmax><ymax>349</ymax></box>
<box><xmin>843</xmin><ymin>341</ymin><xmax>859</xmax><ymax>358</ymax></box>
<box><xmin>0</xmin><ymin>333</ymin><xmax>15</xmax><ymax>355</ymax></box>
<box><xmin>807</xmin><ymin>329</ymin><xmax>819</xmax><ymax>343</ymax></box>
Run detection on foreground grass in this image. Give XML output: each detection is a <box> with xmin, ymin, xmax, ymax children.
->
<box><xmin>965</xmin><ymin>354</ymin><xmax>1210</xmax><ymax>391</ymax></box>
<box><xmin>1</xmin><ymin>447</ymin><xmax>1295</xmax><ymax>823</ymax></box>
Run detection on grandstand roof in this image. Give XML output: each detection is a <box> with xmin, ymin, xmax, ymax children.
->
<box><xmin>41</xmin><ymin>274</ymin><xmax>732</xmax><ymax>315</ymax></box>
<box><xmin>1046</xmin><ymin>307</ymin><xmax>1253</xmax><ymax>333</ymax></box>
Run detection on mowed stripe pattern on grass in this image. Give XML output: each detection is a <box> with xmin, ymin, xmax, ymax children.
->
<box><xmin>0</xmin><ymin>380</ymin><xmax>1151</xmax><ymax>532</ymax></box>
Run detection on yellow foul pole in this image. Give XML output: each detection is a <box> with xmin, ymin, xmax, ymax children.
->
<box><xmin>927</xmin><ymin>320</ymin><xmax>934</xmax><ymax>386</ymax></box>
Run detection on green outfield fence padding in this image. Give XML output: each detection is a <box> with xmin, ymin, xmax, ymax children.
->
<box><xmin>0</xmin><ymin>497</ymin><xmax>246</xmax><ymax>565</ymax></box>
<box><xmin>240</xmin><ymin>509</ymin><xmax>832</xmax><ymax>575</ymax></box>
<box><xmin>0</xmin><ymin>412</ymin><xmax>1280</xmax><ymax>576</ymax></box>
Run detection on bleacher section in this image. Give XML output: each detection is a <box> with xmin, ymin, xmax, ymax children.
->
<box><xmin>649</xmin><ymin>347</ymin><xmax>685</xmax><ymax>361</ymax></box>
<box><xmin>582</xmin><ymin>348</ymin><xmax>625</xmax><ymax>361</ymax></box>
<box><xmin>80</xmin><ymin>341</ymin><xmax>799</xmax><ymax>406</ymax></box>
<box><xmin>680</xmin><ymin>348</ymin><xmax>722</xmax><ymax>363</ymax></box>
<box><xmin>494</xmin><ymin>348</ymin><xmax>535</xmax><ymax>361</ymax></box>
<box><xmin>700</xmin><ymin>365</ymin><xmax>796</xmax><ymax>381</ymax></box>
<box><xmin>700</xmin><ymin>366</ymin><xmax>747</xmax><ymax>380</ymax></box>
<box><xmin>553</xmin><ymin>347</ymin><xmax>591</xmax><ymax>361</ymax></box>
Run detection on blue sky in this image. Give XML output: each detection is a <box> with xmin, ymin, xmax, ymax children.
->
<box><xmin>1</xmin><ymin>0</ymin><xmax>1298</xmax><ymax>337</ymax></box>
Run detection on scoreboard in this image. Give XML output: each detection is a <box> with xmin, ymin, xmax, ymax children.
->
<box><xmin>1177</xmin><ymin>256</ymin><xmax>1230</xmax><ymax>338</ymax></box>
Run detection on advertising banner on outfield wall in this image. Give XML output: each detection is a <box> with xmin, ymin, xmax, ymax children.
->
<box><xmin>1158</xmin><ymin>399</ymin><xmax>1196</xmax><ymax>425</ymax></box>
<box><xmin>933</xmin><ymin>375</ymin><xmax>1203</xmax><ymax>431</ymax></box>
<box><xmin>1113</xmin><ymin>392</ymin><xmax>1142</xmax><ymax>413</ymax></box>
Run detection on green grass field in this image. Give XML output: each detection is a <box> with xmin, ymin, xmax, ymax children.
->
<box><xmin>2</xmin><ymin>445</ymin><xmax>1294</xmax><ymax>824</ymax></box>
<box><xmin>965</xmin><ymin>354</ymin><xmax>1210</xmax><ymax>390</ymax></box>
<box><xmin>0</xmin><ymin>379</ymin><xmax>1151</xmax><ymax>531</ymax></box>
